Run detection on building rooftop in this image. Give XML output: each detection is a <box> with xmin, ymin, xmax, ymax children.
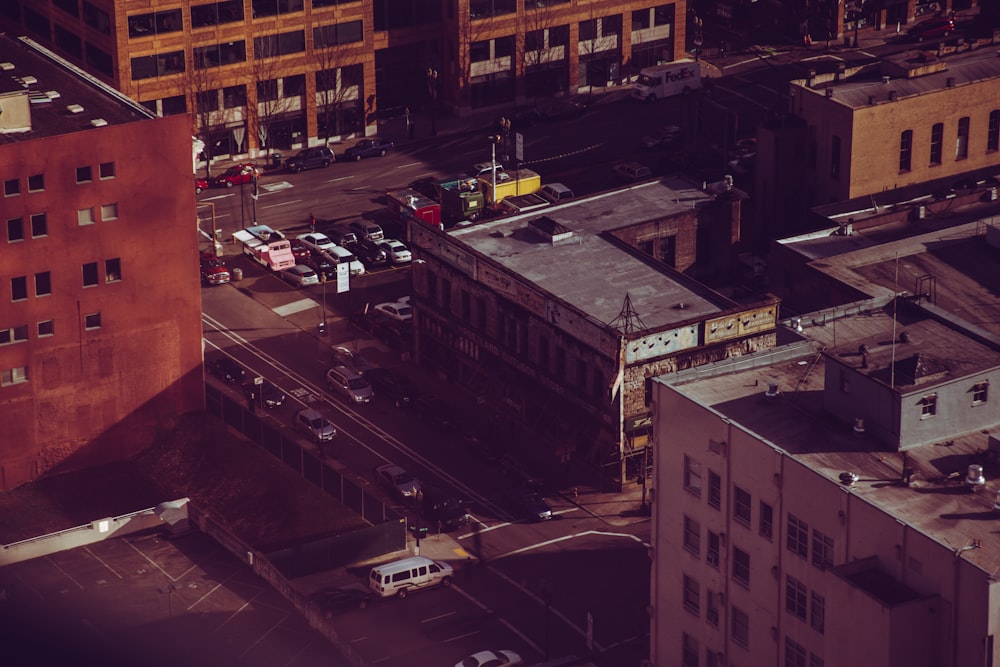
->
<box><xmin>666</xmin><ymin>308</ymin><xmax>1000</xmax><ymax>575</ymax></box>
<box><xmin>450</xmin><ymin>177</ymin><xmax>729</xmax><ymax>330</ymax></box>
<box><xmin>0</xmin><ymin>34</ymin><xmax>150</xmax><ymax>142</ymax></box>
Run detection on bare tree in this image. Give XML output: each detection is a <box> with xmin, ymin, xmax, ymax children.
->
<box><xmin>518</xmin><ymin>3</ymin><xmax>558</xmax><ymax>102</ymax></box>
<box><xmin>247</xmin><ymin>34</ymin><xmax>293</xmax><ymax>158</ymax></box>
<box><xmin>181</xmin><ymin>60</ymin><xmax>221</xmax><ymax>176</ymax></box>
<box><xmin>312</xmin><ymin>35</ymin><xmax>362</xmax><ymax>144</ymax></box>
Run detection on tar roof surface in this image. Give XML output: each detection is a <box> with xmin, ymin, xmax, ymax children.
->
<box><xmin>669</xmin><ymin>308</ymin><xmax>1000</xmax><ymax>575</ymax></box>
<box><xmin>451</xmin><ymin>177</ymin><xmax>727</xmax><ymax>330</ymax></box>
<box><xmin>0</xmin><ymin>34</ymin><xmax>150</xmax><ymax>142</ymax></box>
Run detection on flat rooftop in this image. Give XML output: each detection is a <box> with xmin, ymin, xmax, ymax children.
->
<box><xmin>0</xmin><ymin>34</ymin><xmax>150</xmax><ymax>141</ymax></box>
<box><xmin>451</xmin><ymin>177</ymin><xmax>729</xmax><ymax>330</ymax></box>
<box><xmin>667</xmin><ymin>308</ymin><xmax>1000</xmax><ymax>575</ymax></box>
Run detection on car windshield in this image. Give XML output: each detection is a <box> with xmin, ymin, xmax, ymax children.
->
<box><xmin>308</xmin><ymin>417</ymin><xmax>323</xmax><ymax>428</ymax></box>
<box><xmin>347</xmin><ymin>378</ymin><xmax>368</xmax><ymax>390</ymax></box>
<box><xmin>396</xmin><ymin>306</ymin><xmax>412</xmax><ymax>316</ymax></box>
<box><xmin>393</xmin><ymin>472</ymin><xmax>414</xmax><ymax>485</ymax></box>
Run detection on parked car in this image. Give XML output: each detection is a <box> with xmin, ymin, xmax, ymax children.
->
<box><xmin>510</xmin><ymin>490</ymin><xmax>552</xmax><ymax>522</ymax></box>
<box><xmin>538</xmin><ymin>183</ymin><xmax>575</xmax><ymax>204</ymax></box>
<box><xmin>281</xmin><ymin>264</ymin><xmax>320</xmax><ymax>288</ymax></box>
<box><xmin>289</xmin><ymin>238</ymin><xmax>313</xmax><ymax>264</ymax></box>
<box><xmin>344</xmin><ymin>138</ymin><xmax>394</xmax><ymax>160</ymax></box>
<box><xmin>612</xmin><ymin>161</ymin><xmax>653</xmax><ymax>182</ymax></box>
<box><xmin>348</xmin><ymin>220</ymin><xmax>384</xmax><ymax>242</ymax></box>
<box><xmin>209</xmin><ymin>357</ymin><xmax>244</xmax><ymax>384</ymax></box>
<box><xmin>377</xmin><ymin>239</ymin><xmax>412</xmax><ymax>264</ymax></box>
<box><xmin>199</xmin><ymin>251</ymin><xmax>230</xmax><ymax>285</ymax></box>
<box><xmin>243</xmin><ymin>379</ymin><xmax>285</xmax><ymax>408</ymax></box>
<box><xmin>470</xmin><ymin>161</ymin><xmax>510</xmax><ymax>182</ymax></box>
<box><xmin>195</xmin><ymin>176</ymin><xmax>209</xmax><ymax>194</ymax></box>
<box><xmin>284</xmin><ymin>146</ymin><xmax>334</xmax><ymax>172</ymax></box>
<box><xmin>373</xmin><ymin>301</ymin><xmax>412</xmax><ymax>323</ymax></box>
<box><xmin>305</xmin><ymin>250</ymin><xmax>337</xmax><ymax>281</ymax></box>
<box><xmin>326</xmin><ymin>226</ymin><xmax>359</xmax><ymax>248</ymax></box>
<box><xmin>295</xmin><ymin>408</ymin><xmax>337</xmax><ymax>442</ymax></box>
<box><xmin>365</xmin><ymin>367</ymin><xmax>419</xmax><ymax>408</ymax></box>
<box><xmin>350</xmin><ymin>239</ymin><xmax>388</xmax><ymax>268</ymax></box>
<box><xmin>454</xmin><ymin>650</ymin><xmax>523</xmax><ymax>667</ymax></box>
<box><xmin>309</xmin><ymin>585</ymin><xmax>372</xmax><ymax>614</ymax></box>
<box><xmin>331</xmin><ymin>346</ymin><xmax>380</xmax><ymax>375</ymax></box>
<box><xmin>375</xmin><ymin>463</ymin><xmax>422</xmax><ymax>503</ymax></box>
<box><xmin>297</xmin><ymin>232</ymin><xmax>337</xmax><ymax>254</ymax></box>
<box><xmin>640</xmin><ymin>124</ymin><xmax>681</xmax><ymax>150</ymax></box>
<box><xmin>211</xmin><ymin>163</ymin><xmax>257</xmax><ymax>188</ymax></box>
<box><xmin>907</xmin><ymin>15</ymin><xmax>955</xmax><ymax>42</ymax></box>
<box><xmin>421</xmin><ymin>485</ymin><xmax>471</xmax><ymax>531</ymax></box>
<box><xmin>326</xmin><ymin>365</ymin><xmax>375</xmax><ymax>403</ymax></box>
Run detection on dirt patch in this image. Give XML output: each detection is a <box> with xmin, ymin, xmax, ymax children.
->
<box><xmin>0</xmin><ymin>412</ymin><xmax>366</xmax><ymax>547</ymax></box>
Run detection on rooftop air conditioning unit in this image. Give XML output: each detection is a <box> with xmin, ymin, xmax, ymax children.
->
<box><xmin>853</xmin><ymin>418</ymin><xmax>865</xmax><ymax>434</ymax></box>
<box><xmin>90</xmin><ymin>118</ymin><xmax>107</xmax><ymax>127</ymax></box>
<box><xmin>66</xmin><ymin>103</ymin><xmax>84</xmax><ymax>114</ymax></box>
<box><xmin>765</xmin><ymin>382</ymin><xmax>780</xmax><ymax>400</ymax></box>
<box><xmin>966</xmin><ymin>464</ymin><xmax>985</xmax><ymax>490</ymax></box>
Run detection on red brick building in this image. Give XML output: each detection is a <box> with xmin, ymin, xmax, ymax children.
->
<box><xmin>0</xmin><ymin>36</ymin><xmax>204</xmax><ymax>490</ymax></box>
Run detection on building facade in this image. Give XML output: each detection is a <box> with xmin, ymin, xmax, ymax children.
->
<box><xmin>0</xmin><ymin>36</ymin><xmax>204</xmax><ymax>491</ymax></box>
<box><xmin>2</xmin><ymin>0</ymin><xmax>687</xmax><ymax>161</ymax></box>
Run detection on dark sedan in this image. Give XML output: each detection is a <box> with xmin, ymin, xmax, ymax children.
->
<box><xmin>344</xmin><ymin>138</ymin><xmax>394</xmax><ymax>160</ymax></box>
<box><xmin>365</xmin><ymin>367</ymin><xmax>419</xmax><ymax>408</ymax></box>
<box><xmin>209</xmin><ymin>357</ymin><xmax>245</xmax><ymax>384</ymax></box>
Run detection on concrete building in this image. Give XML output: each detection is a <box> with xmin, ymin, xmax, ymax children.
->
<box><xmin>649</xmin><ymin>204</ymin><xmax>1000</xmax><ymax>665</ymax></box>
<box><xmin>407</xmin><ymin>176</ymin><xmax>777</xmax><ymax>489</ymax></box>
<box><xmin>755</xmin><ymin>41</ymin><xmax>1000</xmax><ymax>238</ymax></box>
<box><xmin>0</xmin><ymin>35</ymin><xmax>204</xmax><ymax>491</ymax></box>
<box><xmin>1</xmin><ymin>0</ymin><xmax>687</xmax><ymax>160</ymax></box>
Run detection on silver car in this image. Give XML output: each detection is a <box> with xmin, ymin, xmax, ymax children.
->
<box><xmin>295</xmin><ymin>408</ymin><xmax>336</xmax><ymax>442</ymax></box>
<box><xmin>375</xmin><ymin>463</ymin><xmax>422</xmax><ymax>502</ymax></box>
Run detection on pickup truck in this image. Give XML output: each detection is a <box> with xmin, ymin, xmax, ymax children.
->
<box><xmin>199</xmin><ymin>251</ymin><xmax>230</xmax><ymax>285</ymax></box>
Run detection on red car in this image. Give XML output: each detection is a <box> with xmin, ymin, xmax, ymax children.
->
<box><xmin>211</xmin><ymin>163</ymin><xmax>258</xmax><ymax>188</ymax></box>
<box><xmin>195</xmin><ymin>176</ymin><xmax>209</xmax><ymax>194</ymax></box>
<box><xmin>907</xmin><ymin>16</ymin><xmax>955</xmax><ymax>42</ymax></box>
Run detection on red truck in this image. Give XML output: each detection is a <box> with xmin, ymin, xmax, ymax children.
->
<box><xmin>199</xmin><ymin>251</ymin><xmax>231</xmax><ymax>285</ymax></box>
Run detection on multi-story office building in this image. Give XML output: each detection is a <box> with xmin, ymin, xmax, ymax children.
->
<box><xmin>408</xmin><ymin>177</ymin><xmax>777</xmax><ymax>489</ymax></box>
<box><xmin>0</xmin><ymin>35</ymin><xmax>204</xmax><ymax>491</ymax></box>
<box><xmin>649</xmin><ymin>206</ymin><xmax>1000</xmax><ymax>665</ymax></box>
<box><xmin>2</xmin><ymin>0</ymin><xmax>687</xmax><ymax>160</ymax></box>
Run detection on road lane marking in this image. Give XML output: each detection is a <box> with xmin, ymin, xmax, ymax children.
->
<box><xmin>261</xmin><ymin>181</ymin><xmax>293</xmax><ymax>192</ymax></box>
<box><xmin>451</xmin><ymin>584</ymin><xmax>543</xmax><ymax>655</ymax></box>
<box><xmin>272</xmin><ymin>298</ymin><xmax>318</xmax><ymax>316</ymax></box>
<box><xmin>200</xmin><ymin>193</ymin><xmax>235</xmax><ymax>201</ymax></box>
<box><xmin>422</xmin><ymin>611</ymin><xmax>457</xmax><ymax>623</ymax></box>
<box><xmin>212</xmin><ymin>592</ymin><xmax>261</xmax><ymax>634</ymax></box>
<box><xmin>395</xmin><ymin>162</ymin><xmax>421</xmax><ymax>169</ymax></box>
<box><xmin>187</xmin><ymin>571</ymin><xmax>238</xmax><ymax>610</ymax></box>
<box><xmin>443</xmin><ymin>630</ymin><xmax>480</xmax><ymax>642</ymax></box>
<box><xmin>326</xmin><ymin>176</ymin><xmax>355</xmax><ymax>183</ymax></box>
<box><xmin>262</xmin><ymin>198</ymin><xmax>302</xmax><ymax>209</ymax></box>
<box><xmin>44</xmin><ymin>555</ymin><xmax>85</xmax><ymax>589</ymax></box>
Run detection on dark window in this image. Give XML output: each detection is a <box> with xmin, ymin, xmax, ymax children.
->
<box><xmin>223</xmin><ymin>85</ymin><xmax>247</xmax><ymax>108</ymax></box>
<box><xmin>314</xmin><ymin>20</ymin><xmax>364</xmax><ymax>48</ymax></box>
<box><xmin>760</xmin><ymin>501</ymin><xmax>774</xmax><ymax>540</ymax></box>
<box><xmin>127</xmin><ymin>9</ymin><xmax>182</xmax><ymax>38</ymax></box>
<box><xmin>85</xmin><ymin>44</ymin><xmax>114</xmax><ymax>77</ymax></box>
<box><xmin>733</xmin><ymin>486</ymin><xmax>751</xmax><ymax>527</ymax></box>
<box><xmin>653</xmin><ymin>3</ymin><xmax>674</xmax><ymax>26</ymax></box>
<box><xmin>131</xmin><ymin>51</ymin><xmax>185</xmax><ymax>79</ymax></box>
<box><xmin>257</xmin><ymin>79</ymin><xmax>279</xmax><ymax>103</ymax></box>
<box><xmin>810</xmin><ymin>592</ymin><xmax>825</xmax><ymax>633</ymax></box>
<box><xmin>161</xmin><ymin>95</ymin><xmax>187</xmax><ymax>115</ymax></box>
<box><xmin>11</xmin><ymin>276</ymin><xmax>27</xmax><ymax>301</ymax></box>
<box><xmin>812</xmin><ymin>530</ymin><xmax>834</xmax><ymax>569</ymax></box>
<box><xmin>930</xmin><ymin>122</ymin><xmax>943</xmax><ymax>165</ymax></box>
<box><xmin>99</xmin><ymin>162</ymin><xmax>115</xmax><ymax>179</ymax></box>
<box><xmin>707</xmin><ymin>470</ymin><xmax>721</xmax><ymax>509</ymax></box>
<box><xmin>24</xmin><ymin>7</ymin><xmax>49</xmax><ymax>39</ymax></box>
<box><xmin>283</xmin><ymin>74</ymin><xmax>306</xmax><ymax>98</ymax></box>
<box><xmin>254</xmin><ymin>30</ymin><xmax>306</xmax><ymax>58</ymax></box>
<box><xmin>684</xmin><ymin>455</ymin><xmax>702</xmax><ymax>497</ymax></box>
<box><xmin>28</xmin><ymin>174</ymin><xmax>44</xmax><ymax>192</ymax></box>
<box><xmin>706</xmin><ymin>531</ymin><xmax>720</xmax><ymax>567</ymax></box>
<box><xmin>683</xmin><ymin>515</ymin><xmax>700</xmax><ymax>555</ymax></box>
<box><xmin>7</xmin><ymin>218</ymin><xmax>24</xmax><ymax>242</ymax></box>
<box><xmin>83</xmin><ymin>262</ymin><xmax>99</xmax><ymax>287</ymax></box>
<box><xmin>194</xmin><ymin>42</ymin><xmax>246</xmax><ymax>69</ymax></box>
<box><xmin>706</xmin><ymin>588</ymin><xmax>719</xmax><ymax>626</ymax></box>
<box><xmin>787</xmin><ymin>514</ymin><xmax>809</xmax><ymax>558</ymax></box>
<box><xmin>30</xmin><ymin>214</ymin><xmax>47</xmax><ymax>238</ymax></box>
<box><xmin>83</xmin><ymin>2</ymin><xmax>111</xmax><ymax>34</ymax></box>
<box><xmin>683</xmin><ymin>575</ymin><xmax>700</xmax><ymax>615</ymax></box>
<box><xmin>470</xmin><ymin>40</ymin><xmax>491</xmax><ymax>63</ymax></box>
<box><xmin>197</xmin><ymin>90</ymin><xmax>219</xmax><ymax>114</ymax></box>
<box><xmin>54</xmin><ymin>24</ymin><xmax>83</xmax><ymax>58</ymax></box>
<box><xmin>956</xmin><ymin>116</ymin><xmax>969</xmax><ymax>160</ymax></box>
<box><xmin>35</xmin><ymin>271</ymin><xmax>51</xmax><ymax>296</ymax></box>
<box><xmin>973</xmin><ymin>381</ymin><xmax>989</xmax><ymax>405</ymax></box>
<box><xmin>786</xmin><ymin>575</ymin><xmax>807</xmax><ymax>620</ymax></box>
<box><xmin>830</xmin><ymin>135</ymin><xmax>841</xmax><ymax>179</ymax></box>
<box><xmin>251</xmin><ymin>0</ymin><xmax>304</xmax><ymax>18</ymax></box>
<box><xmin>579</xmin><ymin>19</ymin><xmax>598</xmax><ymax>41</ymax></box>
<box><xmin>54</xmin><ymin>0</ymin><xmax>78</xmax><ymax>17</ymax></box>
<box><xmin>76</xmin><ymin>165</ymin><xmax>92</xmax><ymax>183</ymax></box>
<box><xmin>4</xmin><ymin>179</ymin><xmax>19</xmax><ymax>196</ymax></box>
<box><xmin>988</xmin><ymin>110</ymin><xmax>1000</xmax><ymax>152</ymax></box>
<box><xmin>494</xmin><ymin>36</ymin><xmax>515</xmax><ymax>59</ymax></box>
<box><xmin>38</xmin><ymin>320</ymin><xmax>54</xmax><ymax>337</ymax></box>
<box><xmin>681</xmin><ymin>633</ymin><xmax>698</xmax><ymax>667</ymax></box>
<box><xmin>84</xmin><ymin>312</ymin><xmax>102</xmax><ymax>329</ymax></box>
<box><xmin>785</xmin><ymin>638</ymin><xmax>807</xmax><ymax>667</ymax></box>
<box><xmin>732</xmin><ymin>547</ymin><xmax>750</xmax><ymax>587</ymax></box>
<box><xmin>105</xmin><ymin>258</ymin><xmax>121</xmax><ymax>283</ymax></box>
<box><xmin>899</xmin><ymin>129</ymin><xmax>912</xmax><ymax>171</ymax></box>
<box><xmin>632</xmin><ymin>8</ymin><xmax>651</xmax><ymax>30</ymax></box>
<box><xmin>731</xmin><ymin>606</ymin><xmax>749</xmax><ymax>647</ymax></box>
<box><xmin>192</xmin><ymin>1</ymin><xmax>244</xmax><ymax>28</ymax></box>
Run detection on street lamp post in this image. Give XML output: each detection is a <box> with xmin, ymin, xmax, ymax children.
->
<box><xmin>499</xmin><ymin>117</ymin><xmax>511</xmax><ymax>163</ymax></box>
<box><xmin>426</xmin><ymin>68</ymin><xmax>439</xmax><ymax>136</ymax></box>
<box><xmin>250</xmin><ymin>167</ymin><xmax>259</xmax><ymax>225</ymax></box>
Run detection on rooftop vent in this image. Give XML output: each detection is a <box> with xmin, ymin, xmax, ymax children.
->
<box><xmin>867</xmin><ymin>95</ymin><xmax>875</xmax><ymax>105</ymax></box>
<box><xmin>946</xmin><ymin>77</ymin><xmax>955</xmax><ymax>88</ymax></box>
<box><xmin>527</xmin><ymin>215</ymin><xmax>573</xmax><ymax>243</ymax></box>
<box><xmin>0</xmin><ymin>62</ymin><xmax>14</xmax><ymax>71</ymax></box>
<box><xmin>882</xmin><ymin>75</ymin><xmax>891</xmax><ymax>84</ymax></box>
<box><xmin>14</xmin><ymin>75</ymin><xmax>37</xmax><ymax>86</ymax></box>
<box><xmin>764</xmin><ymin>382</ymin><xmax>780</xmax><ymax>400</ymax></box>
<box><xmin>966</xmin><ymin>464</ymin><xmax>985</xmax><ymax>490</ymax></box>
<box><xmin>853</xmin><ymin>417</ymin><xmax>865</xmax><ymax>434</ymax></box>
<box><xmin>90</xmin><ymin>118</ymin><xmax>108</xmax><ymax>127</ymax></box>
<box><xmin>66</xmin><ymin>103</ymin><xmax>84</xmax><ymax>114</ymax></box>
<box><xmin>825</xmin><ymin>88</ymin><xmax>834</xmax><ymax>98</ymax></box>
<box><xmin>839</xmin><ymin>472</ymin><xmax>859</xmax><ymax>486</ymax></box>
<box><xmin>45</xmin><ymin>90</ymin><xmax>60</xmax><ymax>100</ymax></box>
<box><xmin>899</xmin><ymin>330</ymin><xmax>911</xmax><ymax>343</ymax></box>
<box><xmin>28</xmin><ymin>90</ymin><xmax>50</xmax><ymax>104</ymax></box>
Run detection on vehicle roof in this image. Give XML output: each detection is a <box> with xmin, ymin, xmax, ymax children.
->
<box><xmin>296</xmin><ymin>408</ymin><xmax>324</xmax><ymax>419</ymax></box>
<box><xmin>371</xmin><ymin>555</ymin><xmax>437</xmax><ymax>571</ymax></box>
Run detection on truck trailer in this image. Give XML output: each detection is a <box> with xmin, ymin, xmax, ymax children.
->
<box><xmin>479</xmin><ymin>168</ymin><xmax>542</xmax><ymax>208</ymax></box>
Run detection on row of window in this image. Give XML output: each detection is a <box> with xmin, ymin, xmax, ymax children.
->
<box><xmin>898</xmin><ymin>111</ymin><xmax>1000</xmax><ymax>172</ymax></box>
<box><xmin>195</xmin><ymin>66</ymin><xmax>363</xmax><ymax>115</ymax></box>
<box><xmin>7</xmin><ymin>204</ymin><xmax>118</xmax><ymax>243</ymax></box>
<box><xmin>1</xmin><ymin>365</ymin><xmax>28</xmax><ymax>387</ymax></box>
<box><xmin>1</xmin><ymin>313</ymin><xmax>102</xmax><ymax>349</ymax></box>
<box><xmin>839</xmin><ymin>370</ymin><xmax>989</xmax><ymax>415</ymax></box>
<box><xmin>5</xmin><ymin>260</ymin><xmax>121</xmax><ymax>305</ymax></box>
<box><xmin>3</xmin><ymin>162</ymin><xmax>116</xmax><ymax>198</ymax></box>
<box><xmin>126</xmin><ymin>0</ymin><xmax>358</xmax><ymax>37</ymax></box>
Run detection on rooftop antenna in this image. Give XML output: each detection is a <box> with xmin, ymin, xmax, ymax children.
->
<box><xmin>608</xmin><ymin>292</ymin><xmax>650</xmax><ymax>334</ymax></box>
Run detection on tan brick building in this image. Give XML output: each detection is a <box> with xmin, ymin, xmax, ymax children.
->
<box><xmin>2</xmin><ymin>0</ymin><xmax>686</xmax><ymax>160</ymax></box>
<box><xmin>0</xmin><ymin>36</ymin><xmax>204</xmax><ymax>490</ymax></box>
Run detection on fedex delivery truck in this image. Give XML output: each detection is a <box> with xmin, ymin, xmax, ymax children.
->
<box><xmin>632</xmin><ymin>60</ymin><xmax>701</xmax><ymax>101</ymax></box>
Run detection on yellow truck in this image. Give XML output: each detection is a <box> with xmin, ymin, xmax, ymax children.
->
<box><xmin>479</xmin><ymin>168</ymin><xmax>541</xmax><ymax>208</ymax></box>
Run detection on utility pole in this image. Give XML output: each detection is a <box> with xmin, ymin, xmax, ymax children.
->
<box><xmin>426</xmin><ymin>68</ymin><xmax>439</xmax><ymax>136</ymax></box>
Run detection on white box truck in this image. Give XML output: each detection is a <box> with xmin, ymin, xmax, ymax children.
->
<box><xmin>632</xmin><ymin>60</ymin><xmax>701</xmax><ymax>101</ymax></box>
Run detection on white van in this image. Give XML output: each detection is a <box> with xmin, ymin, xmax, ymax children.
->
<box><xmin>632</xmin><ymin>60</ymin><xmax>701</xmax><ymax>102</ymax></box>
<box><xmin>328</xmin><ymin>244</ymin><xmax>366</xmax><ymax>276</ymax></box>
<box><xmin>369</xmin><ymin>556</ymin><xmax>454</xmax><ymax>598</ymax></box>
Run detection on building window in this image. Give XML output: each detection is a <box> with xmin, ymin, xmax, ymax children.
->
<box><xmin>105</xmin><ymin>258</ymin><xmax>121</xmax><ymax>283</ymax></box>
<box><xmin>930</xmin><ymin>122</ymin><xmax>943</xmax><ymax>165</ymax></box>
<box><xmin>956</xmin><ymin>116</ymin><xmax>970</xmax><ymax>160</ymax></box>
<box><xmin>83</xmin><ymin>262</ymin><xmax>99</xmax><ymax>287</ymax></box>
<box><xmin>223</xmin><ymin>85</ymin><xmax>247</xmax><ymax>108</ymax></box>
<box><xmin>786</xmin><ymin>575</ymin><xmax>807</xmax><ymax>620</ymax></box>
<box><xmin>30</xmin><ymin>213</ymin><xmax>47</xmax><ymax>237</ymax></box>
<box><xmin>682</xmin><ymin>633</ymin><xmax>699</xmax><ymax>667</ymax></box>
<box><xmin>683</xmin><ymin>516</ymin><xmax>700</xmax><ymax>555</ymax></box>
<box><xmin>78</xmin><ymin>208</ymin><xmax>95</xmax><ymax>226</ymax></box>
<box><xmin>731</xmin><ymin>606</ymin><xmax>749</xmax><ymax>648</ymax></box>
<box><xmin>37</xmin><ymin>320</ymin><xmax>54</xmax><ymax>337</ymax></box>
<box><xmin>973</xmin><ymin>381</ymin><xmax>989</xmax><ymax>406</ymax></box>
<box><xmin>811</xmin><ymin>591</ymin><xmax>825</xmax><ymax>633</ymax></box>
<box><xmin>920</xmin><ymin>394</ymin><xmax>938</xmax><ymax>419</ymax></box>
<box><xmin>4</xmin><ymin>178</ymin><xmax>19</xmax><ymax>196</ymax></box>
<box><xmin>899</xmin><ymin>129</ymin><xmax>912</xmax><ymax>171</ymax></box>
<box><xmin>733</xmin><ymin>486</ymin><xmax>751</xmax><ymax>527</ymax></box>
<box><xmin>684</xmin><ymin>455</ymin><xmax>702</xmax><ymax>498</ymax></box>
<box><xmin>810</xmin><ymin>655</ymin><xmax>824</xmax><ymax>667</ymax></box>
<box><xmin>988</xmin><ymin>110</ymin><xmax>1000</xmax><ymax>152</ymax></box>
<box><xmin>7</xmin><ymin>217</ymin><xmax>24</xmax><ymax>242</ymax></box>
<box><xmin>196</xmin><ymin>90</ymin><xmax>219</xmax><ymax>113</ymax></box>
<box><xmin>683</xmin><ymin>574</ymin><xmax>700</xmax><ymax>615</ymax></box>
<box><xmin>28</xmin><ymin>174</ymin><xmax>44</xmax><ymax>192</ymax></box>
<box><xmin>100</xmin><ymin>161</ymin><xmax>116</xmax><ymax>179</ymax></box>
<box><xmin>760</xmin><ymin>501</ymin><xmax>774</xmax><ymax>540</ymax></box>
<box><xmin>0</xmin><ymin>325</ymin><xmax>28</xmax><ymax>345</ymax></box>
<box><xmin>787</xmin><ymin>514</ymin><xmax>809</xmax><ymax>558</ymax></box>
<box><xmin>812</xmin><ymin>530</ymin><xmax>834</xmax><ymax>569</ymax></box>
<box><xmin>11</xmin><ymin>276</ymin><xmax>27</xmax><ymax>301</ymax></box>
<box><xmin>101</xmin><ymin>203</ymin><xmax>118</xmax><ymax>221</ymax></box>
<box><xmin>706</xmin><ymin>588</ymin><xmax>719</xmax><ymax>626</ymax></box>
<box><xmin>1</xmin><ymin>366</ymin><xmax>29</xmax><ymax>385</ymax></box>
<box><xmin>76</xmin><ymin>165</ymin><xmax>92</xmax><ymax>183</ymax></box>
<box><xmin>632</xmin><ymin>8</ymin><xmax>651</xmax><ymax>30</ymax></box>
<box><xmin>84</xmin><ymin>312</ymin><xmax>102</xmax><ymax>329</ymax></box>
<box><xmin>830</xmin><ymin>135</ymin><xmax>840</xmax><ymax>179</ymax></box>
<box><xmin>707</xmin><ymin>530</ymin><xmax>720</xmax><ymax>567</ymax></box>
<box><xmin>35</xmin><ymin>272</ymin><xmax>51</xmax><ymax>296</ymax></box>
<box><xmin>785</xmin><ymin>637</ymin><xmax>807</xmax><ymax>667</ymax></box>
<box><xmin>192</xmin><ymin>1</ymin><xmax>245</xmax><ymax>28</ymax></box>
<box><xmin>732</xmin><ymin>547</ymin><xmax>750</xmax><ymax>587</ymax></box>
<box><xmin>708</xmin><ymin>470</ymin><xmax>721</xmax><ymax>509</ymax></box>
